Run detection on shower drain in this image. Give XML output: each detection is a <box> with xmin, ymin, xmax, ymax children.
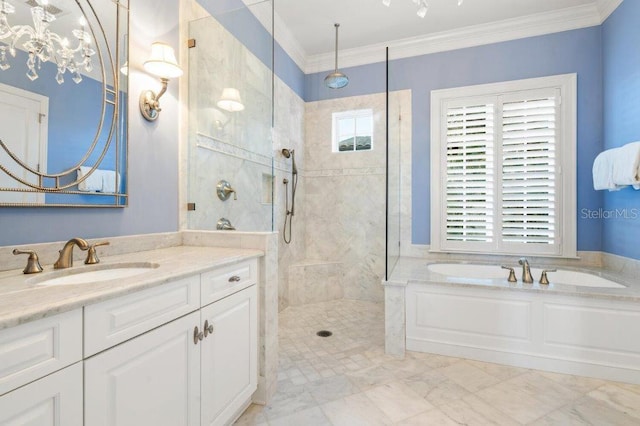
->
<box><xmin>316</xmin><ymin>330</ymin><xmax>333</xmax><ymax>337</ymax></box>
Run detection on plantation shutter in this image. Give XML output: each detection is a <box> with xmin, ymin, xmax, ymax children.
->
<box><xmin>441</xmin><ymin>88</ymin><xmax>561</xmax><ymax>254</ymax></box>
<box><xmin>432</xmin><ymin>74</ymin><xmax>575</xmax><ymax>257</ymax></box>
<box><xmin>445</xmin><ymin>103</ymin><xmax>495</xmax><ymax>244</ymax></box>
<box><xmin>501</xmin><ymin>90</ymin><xmax>558</xmax><ymax>248</ymax></box>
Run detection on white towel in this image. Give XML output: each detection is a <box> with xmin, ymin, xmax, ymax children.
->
<box><xmin>77</xmin><ymin>167</ymin><xmax>120</xmax><ymax>192</ymax></box>
<box><xmin>101</xmin><ymin>170</ymin><xmax>119</xmax><ymax>193</ymax></box>
<box><xmin>77</xmin><ymin>166</ymin><xmax>103</xmax><ymax>192</ymax></box>
<box><xmin>593</xmin><ymin>142</ymin><xmax>640</xmax><ymax>191</ymax></box>
<box><xmin>611</xmin><ymin>141</ymin><xmax>640</xmax><ymax>188</ymax></box>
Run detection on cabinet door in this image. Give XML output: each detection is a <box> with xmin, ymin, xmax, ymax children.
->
<box><xmin>201</xmin><ymin>285</ymin><xmax>258</xmax><ymax>426</ymax></box>
<box><xmin>0</xmin><ymin>362</ymin><xmax>82</xmax><ymax>425</ymax></box>
<box><xmin>85</xmin><ymin>311</ymin><xmax>201</xmax><ymax>426</ymax></box>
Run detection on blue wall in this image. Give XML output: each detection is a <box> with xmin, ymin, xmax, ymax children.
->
<box><xmin>602</xmin><ymin>0</ymin><xmax>640</xmax><ymax>260</ymax></box>
<box><xmin>306</xmin><ymin>27</ymin><xmax>605</xmax><ymax>252</ymax></box>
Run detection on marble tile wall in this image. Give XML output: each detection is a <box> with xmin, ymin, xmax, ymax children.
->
<box><xmin>188</xmin><ymin>14</ymin><xmax>272</xmax><ymax>158</ymax></box>
<box><xmin>288</xmin><ymin>261</ymin><xmax>344</xmax><ymax>306</ymax></box>
<box><xmin>188</xmin><ymin>134</ymin><xmax>273</xmax><ymax>232</ymax></box>
<box><xmin>185</xmin><ymin>9</ymin><xmax>273</xmax><ymax>234</ymax></box>
<box><xmin>273</xmin><ymin>78</ymin><xmax>306</xmax><ymax>312</ymax></box>
<box><xmin>302</xmin><ymin>93</ymin><xmax>388</xmax><ymax>302</ymax></box>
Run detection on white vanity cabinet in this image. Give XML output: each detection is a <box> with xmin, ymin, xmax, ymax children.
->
<box><xmin>83</xmin><ymin>258</ymin><xmax>259</xmax><ymax>426</ymax></box>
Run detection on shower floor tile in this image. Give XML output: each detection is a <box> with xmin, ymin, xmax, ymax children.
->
<box><xmin>235</xmin><ymin>299</ymin><xmax>640</xmax><ymax>425</ymax></box>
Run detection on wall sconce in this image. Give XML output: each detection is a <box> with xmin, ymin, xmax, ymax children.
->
<box><xmin>139</xmin><ymin>42</ymin><xmax>183</xmax><ymax>121</ymax></box>
<box><xmin>216</xmin><ymin>88</ymin><xmax>245</xmax><ymax>112</ymax></box>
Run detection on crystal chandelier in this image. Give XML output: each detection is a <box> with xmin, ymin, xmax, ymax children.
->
<box><xmin>0</xmin><ymin>0</ymin><xmax>95</xmax><ymax>84</ymax></box>
<box><xmin>383</xmin><ymin>0</ymin><xmax>464</xmax><ymax>18</ymax></box>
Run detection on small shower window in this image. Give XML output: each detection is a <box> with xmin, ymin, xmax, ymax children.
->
<box><xmin>332</xmin><ymin>109</ymin><xmax>373</xmax><ymax>152</ymax></box>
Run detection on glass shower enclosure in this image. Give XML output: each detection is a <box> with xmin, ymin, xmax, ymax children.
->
<box><xmin>187</xmin><ymin>1</ymin><xmax>274</xmax><ymax>233</ymax></box>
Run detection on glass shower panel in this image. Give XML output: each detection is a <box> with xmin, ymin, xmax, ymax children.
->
<box><xmin>386</xmin><ymin>50</ymin><xmax>402</xmax><ymax>280</ymax></box>
<box><xmin>187</xmin><ymin>1</ymin><xmax>273</xmax><ymax>232</ymax></box>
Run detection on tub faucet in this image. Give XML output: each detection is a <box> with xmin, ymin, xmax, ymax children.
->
<box><xmin>54</xmin><ymin>238</ymin><xmax>89</xmax><ymax>269</ymax></box>
<box><xmin>518</xmin><ymin>257</ymin><xmax>534</xmax><ymax>284</ymax></box>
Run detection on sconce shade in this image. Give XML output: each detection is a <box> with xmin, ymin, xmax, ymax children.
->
<box><xmin>143</xmin><ymin>42</ymin><xmax>183</xmax><ymax>79</ymax></box>
<box><xmin>217</xmin><ymin>88</ymin><xmax>245</xmax><ymax>112</ymax></box>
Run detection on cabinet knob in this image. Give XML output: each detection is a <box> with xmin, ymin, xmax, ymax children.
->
<box><xmin>228</xmin><ymin>275</ymin><xmax>241</xmax><ymax>283</ymax></box>
<box><xmin>193</xmin><ymin>326</ymin><xmax>204</xmax><ymax>344</ymax></box>
<box><xmin>204</xmin><ymin>320</ymin><xmax>214</xmax><ymax>337</ymax></box>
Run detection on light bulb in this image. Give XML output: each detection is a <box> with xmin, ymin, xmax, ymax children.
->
<box><xmin>417</xmin><ymin>1</ymin><xmax>428</xmax><ymax>18</ymax></box>
<box><xmin>458</xmin><ymin>0</ymin><xmax>463</xmax><ymax>5</ymax></box>
<box><xmin>382</xmin><ymin>0</ymin><xmax>391</xmax><ymax>6</ymax></box>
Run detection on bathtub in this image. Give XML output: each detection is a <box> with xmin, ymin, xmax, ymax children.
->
<box><xmin>384</xmin><ymin>258</ymin><xmax>640</xmax><ymax>385</ymax></box>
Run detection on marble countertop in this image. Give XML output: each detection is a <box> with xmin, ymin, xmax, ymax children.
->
<box><xmin>0</xmin><ymin>245</ymin><xmax>263</xmax><ymax>330</ymax></box>
<box><xmin>385</xmin><ymin>257</ymin><xmax>640</xmax><ymax>302</ymax></box>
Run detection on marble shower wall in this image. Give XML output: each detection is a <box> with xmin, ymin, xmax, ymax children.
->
<box><xmin>187</xmin><ymin>13</ymin><xmax>273</xmax><ymax>232</ymax></box>
<box><xmin>273</xmin><ymin>77</ymin><xmax>306</xmax><ymax>311</ymax></box>
<box><xmin>302</xmin><ymin>93</ymin><xmax>388</xmax><ymax>302</ymax></box>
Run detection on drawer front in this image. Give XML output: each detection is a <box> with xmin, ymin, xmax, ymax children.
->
<box><xmin>84</xmin><ymin>275</ymin><xmax>200</xmax><ymax>356</ymax></box>
<box><xmin>201</xmin><ymin>259</ymin><xmax>258</xmax><ymax>306</ymax></box>
<box><xmin>0</xmin><ymin>309</ymin><xmax>82</xmax><ymax>396</ymax></box>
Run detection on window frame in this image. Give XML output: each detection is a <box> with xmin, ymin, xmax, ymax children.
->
<box><xmin>331</xmin><ymin>109</ymin><xmax>374</xmax><ymax>153</ymax></box>
<box><xmin>430</xmin><ymin>74</ymin><xmax>577</xmax><ymax>258</ymax></box>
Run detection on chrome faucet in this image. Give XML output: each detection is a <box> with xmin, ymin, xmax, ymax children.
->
<box><xmin>518</xmin><ymin>257</ymin><xmax>534</xmax><ymax>283</ymax></box>
<box><xmin>54</xmin><ymin>238</ymin><xmax>89</xmax><ymax>269</ymax></box>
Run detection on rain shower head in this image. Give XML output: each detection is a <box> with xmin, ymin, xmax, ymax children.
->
<box><xmin>325</xmin><ymin>23</ymin><xmax>349</xmax><ymax>89</ymax></box>
<box><xmin>281</xmin><ymin>148</ymin><xmax>293</xmax><ymax>158</ymax></box>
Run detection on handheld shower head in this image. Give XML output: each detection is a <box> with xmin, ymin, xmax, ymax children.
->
<box><xmin>282</xmin><ymin>148</ymin><xmax>297</xmax><ymax>174</ymax></box>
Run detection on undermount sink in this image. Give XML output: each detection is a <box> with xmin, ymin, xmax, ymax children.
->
<box><xmin>28</xmin><ymin>262</ymin><xmax>160</xmax><ymax>287</ymax></box>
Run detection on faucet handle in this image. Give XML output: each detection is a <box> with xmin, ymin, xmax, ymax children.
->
<box><xmin>539</xmin><ymin>269</ymin><xmax>557</xmax><ymax>285</ymax></box>
<box><xmin>13</xmin><ymin>249</ymin><xmax>44</xmax><ymax>274</ymax></box>
<box><xmin>501</xmin><ymin>265</ymin><xmax>517</xmax><ymax>283</ymax></box>
<box><xmin>85</xmin><ymin>241</ymin><xmax>110</xmax><ymax>265</ymax></box>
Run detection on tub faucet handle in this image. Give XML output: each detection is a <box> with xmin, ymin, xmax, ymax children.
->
<box><xmin>539</xmin><ymin>269</ymin><xmax>557</xmax><ymax>285</ymax></box>
<box><xmin>501</xmin><ymin>265</ymin><xmax>517</xmax><ymax>283</ymax></box>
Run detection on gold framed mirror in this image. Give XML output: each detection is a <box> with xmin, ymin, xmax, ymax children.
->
<box><xmin>0</xmin><ymin>0</ymin><xmax>128</xmax><ymax>207</ymax></box>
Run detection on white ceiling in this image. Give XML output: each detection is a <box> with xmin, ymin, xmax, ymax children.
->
<box><xmin>269</xmin><ymin>0</ymin><xmax>621</xmax><ymax>73</ymax></box>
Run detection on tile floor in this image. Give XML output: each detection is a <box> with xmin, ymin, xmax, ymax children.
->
<box><xmin>236</xmin><ymin>299</ymin><xmax>640</xmax><ymax>425</ymax></box>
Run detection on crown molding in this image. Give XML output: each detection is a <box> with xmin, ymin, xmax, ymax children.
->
<box><xmin>242</xmin><ymin>0</ymin><xmax>307</xmax><ymax>72</ymax></box>
<box><xmin>596</xmin><ymin>0</ymin><xmax>623</xmax><ymax>21</ymax></box>
<box><xmin>273</xmin><ymin>13</ymin><xmax>307</xmax><ymax>71</ymax></box>
<box><xmin>304</xmin><ymin>3</ymin><xmax>603</xmax><ymax>74</ymax></box>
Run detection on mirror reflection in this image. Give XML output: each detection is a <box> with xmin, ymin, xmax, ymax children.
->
<box><xmin>0</xmin><ymin>0</ymin><xmax>127</xmax><ymax>206</ymax></box>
